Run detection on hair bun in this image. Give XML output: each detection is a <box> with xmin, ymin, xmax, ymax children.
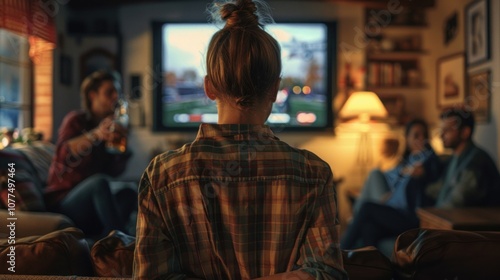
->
<box><xmin>221</xmin><ymin>0</ymin><xmax>258</xmax><ymax>28</ymax></box>
<box><xmin>208</xmin><ymin>0</ymin><xmax>275</xmax><ymax>29</ymax></box>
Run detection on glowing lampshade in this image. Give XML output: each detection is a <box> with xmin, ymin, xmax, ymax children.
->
<box><xmin>339</xmin><ymin>91</ymin><xmax>388</xmax><ymax>122</ymax></box>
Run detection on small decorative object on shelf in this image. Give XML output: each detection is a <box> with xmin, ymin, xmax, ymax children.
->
<box><xmin>364</xmin><ymin>7</ymin><xmax>428</xmax><ymax>91</ymax></box>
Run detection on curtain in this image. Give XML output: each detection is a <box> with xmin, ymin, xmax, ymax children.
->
<box><xmin>0</xmin><ymin>0</ymin><xmax>57</xmax><ymax>44</ymax></box>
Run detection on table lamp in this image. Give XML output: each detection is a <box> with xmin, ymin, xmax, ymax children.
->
<box><xmin>338</xmin><ymin>91</ymin><xmax>388</xmax><ymax>175</ymax></box>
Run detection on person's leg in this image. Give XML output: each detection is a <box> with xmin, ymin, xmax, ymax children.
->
<box><xmin>115</xmin><ymin>187</ymin><xmax>137</xmax><ymax>222</ymax></box>
<box><xmin>353</xmin><ymin>169</ymin><xmax>392</xmax><ymax>214</ymax></box>
<box><xmin>341</xmin><ymin>202</ymin><xmax>419</xmax><ymax>249</ymax></box>
<box><xmin>58</xmin><ymin>174</ymin><xmax>127</xmax><ymax>238</ymax></box>
<box><xmin>109</xmin><ymin>181</ymin><xmax>138</xmax><ymax>224</ymax></box>
<box><xmin>360</xmin><ymin>206</ymin><xmax>418</xmax><ymax>248</ymax></box>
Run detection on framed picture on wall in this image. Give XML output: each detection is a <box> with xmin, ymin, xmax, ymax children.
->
<box><xmin>467</xmin><ymin>70</ymin><xmax>491</xmax><ymax>123</ymax></box>
<box><xmin>465</xmin><ymin>0</ymin><xmax>490</xmax><ymax>66</ymax></box>
<box><xmin>437</xmin><ymin>53</ymin><xmax>465</xmax><ymax>108</ymax></box>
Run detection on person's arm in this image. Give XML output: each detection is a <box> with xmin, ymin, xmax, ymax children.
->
<box><xmin>418</xmin><ymin>149</ymin><xmax>443</xmax><ymax>183</ymax></box>
<box><xmin>66</xmin><ymin>117</ymin><xmax>114</xmax><ymax>156</ymax></box>
<box><xmin>290</xmin><ymin>173</ymin><xmax>348</xmax><ymax>280</ymax></box>
<box><xmin>133</xmin><ymin>167</ymin><xmax>188</xmax><ymax>280</ymax></box>
<box><xmin>438</xmin><ymin>168</ymin><xmax>480</xmax><ymax>208</ymax></box>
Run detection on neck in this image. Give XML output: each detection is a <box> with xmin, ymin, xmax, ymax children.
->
<box><xmin>216</xmin><ymin>101</ymin><xmax>271</xmax><ymax>125</ymax></box>
<box><xmin>454</xmin><ymin>140</ymin><xmax>471</xmax><ymax>156</ymax></box>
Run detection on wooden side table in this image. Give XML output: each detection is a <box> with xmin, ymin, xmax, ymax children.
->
<box><xmin>417</xmin><ymin>207</ymin><xmax>500</xmax><ymax>231</ymax></box>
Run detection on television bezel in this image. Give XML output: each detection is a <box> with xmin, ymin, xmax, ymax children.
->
<box><xmin>152</xmin><ymin>20</ymin><xmax>337</xmax><ymax>132</ymax></box>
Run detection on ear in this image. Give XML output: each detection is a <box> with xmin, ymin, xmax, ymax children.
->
<box><xmin>204</xmin><ymin>76</ymin><xmax>216</xmax><ymax>100</ymax></box>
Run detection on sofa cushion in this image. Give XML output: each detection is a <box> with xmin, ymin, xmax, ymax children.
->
<box><xmin>91</xmin><ymin>230</ymin><xmax>135</xmax><ymax>277</ymax></box>
<box><xmin>13</xmin><ymin>141</ymin><xmax>55</xmax><ymax>189</ymax></box>
<box><xmin>0</xmin><ymin>209</ymin><xmax>74</xmax><ymax>238</ymax></box>
<box><xmin>0</xmin><ymin>180</ymin><xmax>45</xmax><ymax>212</ymax></box>
<box><xmin>90</xmin><ymin>232</ymin><xmax>394</xmax><ymax>279</ymax></box>
<box><xmin>342</xmin><ymin>246</ymin><xmax>393</xmax><ymax>280</ymax></box>
<box><xmin>393</xmin><ymin>228</ymin><xmax>500</xmax><ymax>280</ymax></box>
<box><xmin>0</xmin><ymin>149</ymin><xmax>46</xmax><ymax>211</ymax></box>
<box><xmin>0</xmin><ymin>227</ymin><xmax>94</xmax><ymax>275</ymax></box>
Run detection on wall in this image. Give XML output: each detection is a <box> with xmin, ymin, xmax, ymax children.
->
<box><xmin>52</xmin><ymin>6</ymin><xmax>120</xmax><ymax>141</ymax></box>
<box><xmin>423</xmin><ymin>0</ymin><xmax>499</xmax><ymax>163</ymax></box>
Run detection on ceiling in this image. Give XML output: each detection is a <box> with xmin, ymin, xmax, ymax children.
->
<box><xmin>68</xmin><ymin>0</ymin><xmax>435</xmax><ymax>10</ymax></box>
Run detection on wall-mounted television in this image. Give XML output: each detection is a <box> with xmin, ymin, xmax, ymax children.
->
<box><xmin>152</xmin><ymin>21</ymin><xmax>336</xmax><ymax>132</ymax></box>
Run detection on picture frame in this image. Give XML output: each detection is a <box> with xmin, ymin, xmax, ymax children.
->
<box><xmin>437</xmin><ymin>53</ymin><xmax>465</xmax><ymax>108</ymax></box>
<box><xmin>465</xmin><ymin>0</ymin><xmax>490</xmax><ymax>66</ymax></box>
<box><xmin>467</xmin><ymin>70</ymin><xmax>491</xmax><ymax>123</ymax></box>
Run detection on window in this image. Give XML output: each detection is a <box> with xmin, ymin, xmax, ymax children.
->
<box><xmin>0</xmin><ymin>29</ymin><xmax>32</xmax><ymax>130</ymax></box>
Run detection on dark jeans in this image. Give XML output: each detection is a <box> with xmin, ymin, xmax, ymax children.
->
<box><xmin>353</xmin><ymin>169</ymin><xmax>391</xmax><ymax>214</ymax></box>
<box><xmin>57</xmin><ymin>174</ymin><xmax>137</xmax><ymax>239</ymax></box>
<box><xmin>341</xmin><ymin>202</ymin><xmax>419</xmax><ymax>250</ymax></box>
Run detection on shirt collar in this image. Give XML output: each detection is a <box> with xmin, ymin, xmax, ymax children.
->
<box><xmin>196</xmin><ymin>123</ymin><xmax>279</xmax><ymax>141</ymax></box>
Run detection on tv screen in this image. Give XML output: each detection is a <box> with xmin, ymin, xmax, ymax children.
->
<box><xmin>152</xmin><ymin>21</ymin><xmax>336</xmax><ymax>132</ymax></box>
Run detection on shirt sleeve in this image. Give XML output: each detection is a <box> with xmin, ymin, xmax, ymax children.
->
<box><xmin>296</xmin><ymin>172</ymin><xmax>348</xmax><ymax>280</ymax></box>
<box><xmin>133</xmin><ymin>168</ymin><xmax>187</xmax><ymax>280</ymax></box>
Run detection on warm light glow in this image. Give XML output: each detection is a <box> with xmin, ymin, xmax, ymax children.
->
<box><xmin>338</xmin><ymin>91</ymin><xmax>388</xmax><ymax>122</ymax></box>
<box><xmin>29</xmin><ymin>36</ymin><xmax>55</xmax><ymax>64</ymax></box>
<box><xmin>293</xmin><ymin>86</ymin><xmax>301</xmax><ymax>94</ymax></box>
<box><xmin>302</xmin><ymin>86</ymin><xmax>311</xmax><ymax>94</ymax></box>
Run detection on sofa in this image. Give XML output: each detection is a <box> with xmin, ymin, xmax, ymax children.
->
<box><xmin>0</xmin><ymin>141</ymin><xmax>136</xmax><ymax>238</ymax></box>
<box><xmin>2</xmin><ymin>225</ymin><xmax>500</xmax><ymax>279</ymax></box>
<box><xmin>3</xmin><ymin>142</ymin><xmax>500</xmax><ymax>279</ymax></box>
<box><xmin>0</xmin><ymin>142</ymin><xmax>76</xmax><ymax>237</ymax></box>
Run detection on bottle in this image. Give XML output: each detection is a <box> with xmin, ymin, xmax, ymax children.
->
<box><xmin>106</xmin><ymin>99</ymin><xmax>129</xmax><ymax>154</ymax></box>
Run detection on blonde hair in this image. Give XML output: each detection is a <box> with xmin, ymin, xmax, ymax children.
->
<box><xmin>205</xmin><ymin>0</ymin><xmax>281</xmax><ymax>108</ymax></box>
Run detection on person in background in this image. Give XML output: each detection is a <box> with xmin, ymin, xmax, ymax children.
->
<box><xmin>427</xmin><ymin>107</ymin><xmax>500</xmax><ymax>208</ymax></box>
<box><xmin>133</xmin><ymin>0</ymin><xmax>347</xmax><ymax>279</ymax></box>
<box><xmin>342</xmin><ymin>118</ymin><xmax>442</xmax><ymax>249</ymax></box>
<box><xmin>352</xmin><ymin>119</ymin><xmax>442</xmax><ymax>214</ymax></box>
<box><xmin>45</xmin><ymin>70</ymin><xmax>136</xmax><ymax>240</ymax></box>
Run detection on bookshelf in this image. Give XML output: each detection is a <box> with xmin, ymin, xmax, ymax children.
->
<box><xmin>364</xmin><ymin>8</ymin><xmax>428</xmax><ymax>90</ymax></box>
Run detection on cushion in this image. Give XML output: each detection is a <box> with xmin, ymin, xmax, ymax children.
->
<box><xmin>0</xmin><ymin>227</ymin><xmax>94</xmax><ymax>276</ymax></box>
<box><xmin>392</xmin><ymin>228</ymin><xmax>500</xmax><ymax>279</ymax></box>
<box><xmin>0</xmin><ymin>180</ymin><xmax>45</xmax><ymax>212</ymax></box>
<box><xmin>0</xmin><ymin>149</ymin><xmax>45</xmax><ymax>211</ymax></box>
<box><xmin>0</xmin><ymin>209</ymin><xmax>74</xmax><ymax>238</ymax></box>
<box><xmin>13</xmin><ymin>141</ymin><xmax>55</xmax><ymax>189</ymax></box>
<box><xmin>342</xmin><ymin>246</ymin><xmax>393</xmax><ymax>280</ymax></box>
<box><xmin>91</xmin><ymin>230</ymin><xmax>135</xmax><ymax>277</ymax></box>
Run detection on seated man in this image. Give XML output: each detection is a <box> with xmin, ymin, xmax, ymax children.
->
<box><xmin>341</xmin><ymin>107</ymin><xmax>500</xmax><ymax>250</ymax></box>
<box><xmin>428</xmin><ymin>107</ymin><xmax>500</xmax><ymax>207</ymax></box>
<box><xmin>45</xmin><ymin>70</ymin><xmax>137</xmax><ymax>240</ymax></box>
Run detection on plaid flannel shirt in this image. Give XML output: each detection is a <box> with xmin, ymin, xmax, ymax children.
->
<box><xmin>133</xmin><ymin>124</ymin><xmax>346</xmax><ymax>280</ymax></box>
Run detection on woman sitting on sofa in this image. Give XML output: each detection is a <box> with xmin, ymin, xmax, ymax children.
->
<box><xmin>45</xmin><ymin>70</ymin><xmax>136</xmax><ymax>239</ymax></box>
<box><xmin>341</xmin><ymin>118</ymin><xmax>442</xmax><ymax>249</ymax></box>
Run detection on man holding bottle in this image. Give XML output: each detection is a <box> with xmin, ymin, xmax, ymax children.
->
<box><xmin>45</xmin><ymin>70</ymin><xmax>136</xmax><ymax>240</ymax></box>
